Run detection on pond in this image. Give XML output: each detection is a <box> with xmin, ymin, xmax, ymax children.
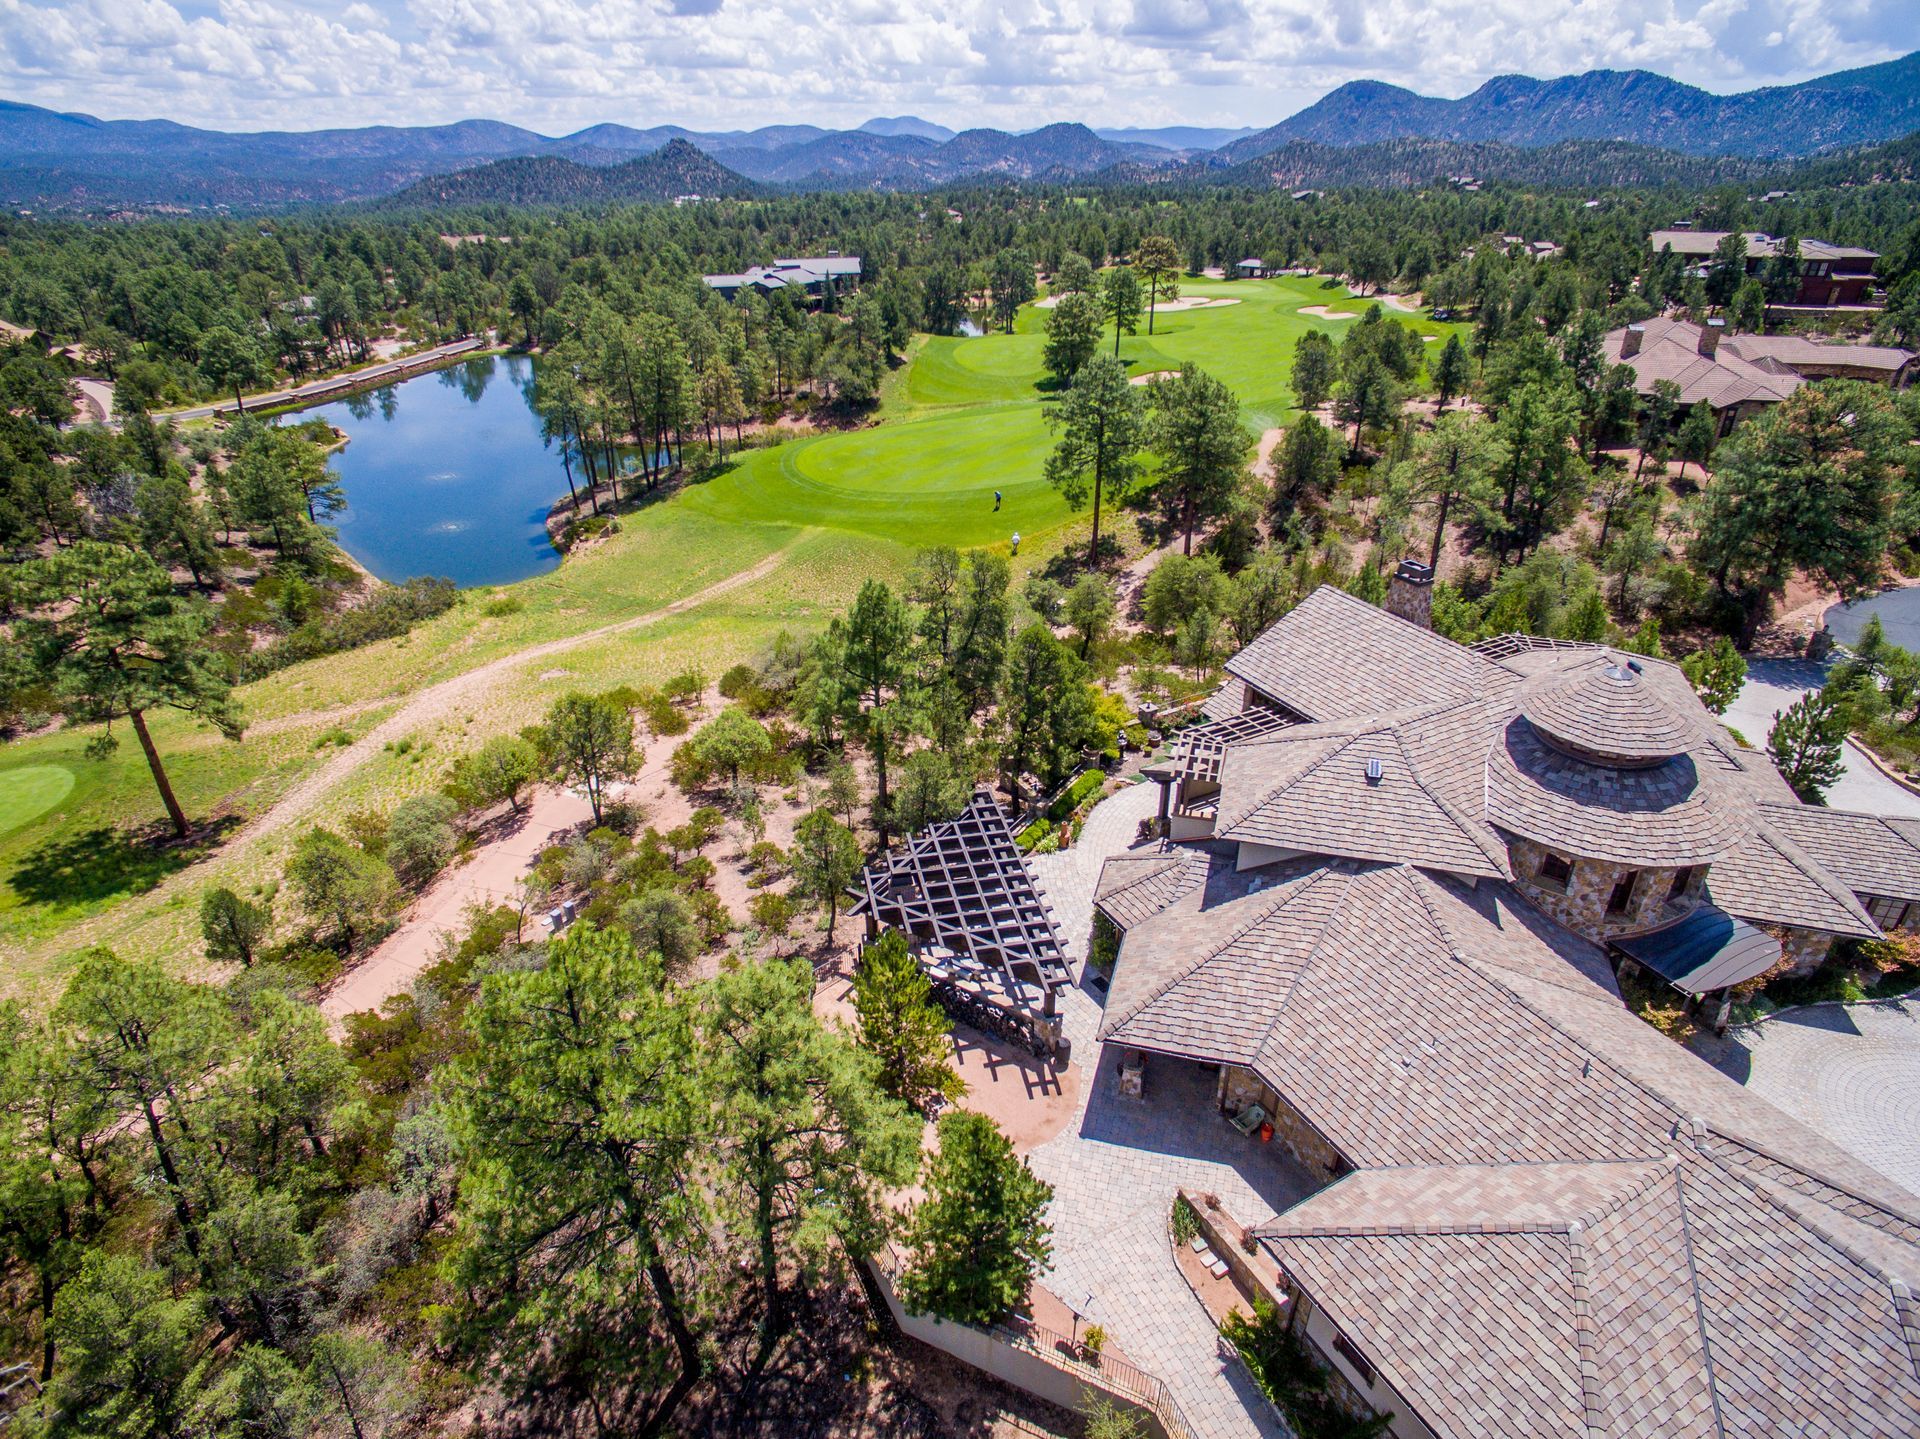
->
<box><xmin>303</xmin><ymin>355</ymin><xmax>570</xmax><ymax>588</ymax></box>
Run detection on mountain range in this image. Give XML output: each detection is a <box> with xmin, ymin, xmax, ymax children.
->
<box><xmin>1</xmin><ymin>50</ymin><xmax>1915</xmax><ymax>211</ymax></box>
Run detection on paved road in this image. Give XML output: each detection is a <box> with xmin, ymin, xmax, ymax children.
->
<box><xmin>1826</xmin><ymin>587</ymin><xmax>1920</xmax><ymax>653</ymax></box>
<box><xmin>1723</xmin><ymin>658</ymin><xmax>1920</xmax><ymax>818</ymax></box>
<box><xmin>159</xmin><ymin>336</ymin><xmax>486</xmax><ymax>420</ymax></box>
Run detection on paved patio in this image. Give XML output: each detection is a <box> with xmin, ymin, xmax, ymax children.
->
<box><xmin>1027</xmin><ymin>782</ymin><xmax>1304</xmax><ymax>1439</ymax></box>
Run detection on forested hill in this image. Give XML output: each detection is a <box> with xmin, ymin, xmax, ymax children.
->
<box><xmin>1194</xmin><ymin>136</ymin><xmax>1785</xmax><ymax>192</ymax></box>
<box><xmin>1220</xmin><ymin>51</ymin><xmax>1920</xmax><ymax>162</ymax></box>
<box><xmin>381</xmin><ymin>141</ymin><xmax>757</xmax><ymax>207</ymax></box>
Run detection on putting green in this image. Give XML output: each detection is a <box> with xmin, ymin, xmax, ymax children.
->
<box><xmin>0</xmin><ymin>764</ymin><xmax>76</xmax><ymax>835</ymax></box>
<box><xmin>681</xmin><ymin>401</ymin><xmax>1070</xmax><ymax>549</ymax></box>
<box><xmin>676</xmin><ymin>276</ymin><xmax>1466</xmax><ymax>551</ymax></box>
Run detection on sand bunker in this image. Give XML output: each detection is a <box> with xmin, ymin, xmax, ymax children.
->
<box><xmin>1299</xmin><ymin>305</ymin><xmax>1356</xmax><ymax>320</ymax></box>
<box><xmin>1129</xmin><ymin>370</ymin><xmax>1178</xmax><ymax>386</ymax></box>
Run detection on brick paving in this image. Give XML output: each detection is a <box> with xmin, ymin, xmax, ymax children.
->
<box><xmin>1697</xmin><ymin>999</ymin><xmax>1920</xmax><ymax>1196</ymax></box>
<box><xmin>1027</xmin><ymin>782</ymin><xmax>1303</xmax><ymax>1439</ymax></box>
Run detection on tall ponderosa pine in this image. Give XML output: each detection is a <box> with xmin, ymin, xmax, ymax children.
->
<box><xmin>700</xmin><ymin>957</ymin><xmax>917</xmax><ymax>1360</ymax></box>
<box><xmin>1290</xmin><ymin>330</ymin><xmax>1336</xmax><ymax>413</ymax></box>
<box><xmin>1691</xmin><ymin>381</ymin><xmax>1903</xmax><ymax>642</ymax></box>
<box><xmin>1148</xmin><ymin>363</ymin><xmax>1252</xmax><ymax>554</ymax></box>
<box><xmin>1134</xmin><ymin>235</ymin><xmax>1181</xmax><ymax>334</ymax></box>
<box><xmin>1100</xmin><ymin>267</ymin><xmax>1142</xmax><ymax>357</ymax></box>
<box><xmin>1044</xmin><ymin>355</ymin><xmax>1145</xmax><ymax>571</ymax></box>
<box><xmin>446</xmin><ymin>924</ymin><xmax>707</xmax><ymax>1434</ymax></box>
<box><xmin>1042</xmin><ymin>291</ymin><xmax>1102</xmax><ymax>385</ymax></box>
<box><xmin>16</xmin><ymin>542</ymin><xmax>243</xmax><ymax>836</ymax></box>
<box><xmin>1769</xmin><ymin>688</ymin><xmax>1848</xmax><ymax>805</ymax></box>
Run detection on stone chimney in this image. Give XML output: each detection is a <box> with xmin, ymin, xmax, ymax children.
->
<box><xmin>1620</xmin><ymin>324</ymin><xmax>1645</xmax><ymax>359</ymax></box>
<box><xmin>1385</xmin><ymin>559</ymin><xmax>1435</xmax><ymax>629</ymax></box>
<box><xmin>1697</xmin><ymin>317</ymin><xmax>1725</xmax><ymax>359</ymax></box>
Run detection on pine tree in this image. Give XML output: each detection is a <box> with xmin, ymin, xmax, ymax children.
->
<box><xmin>853</xmin><ymin>930</ymin><xmax>963</xmax><ymax>1114</ymax></box>
<box><xmin>898</xmin><ymin>1111</ymin><xmax>1053</xmax><ymax>1326</ymax></box>
<box><xmin>1769</xmin><ymin>688</ymin><xmax>1848</xmax><ymax>805</ymax></box>
<box><xmin>16</xmin><ymin>542</ymin><xmax>243</xmax><ymax>836</ymax></box>
<box><xmin>1044</xmin><ymin>355</ymin><xmax>1145</xmax><ymax>570</ymax></box>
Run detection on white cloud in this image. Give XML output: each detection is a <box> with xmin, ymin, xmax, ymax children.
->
<box><xmin>0</xmin><ymin>0</ymin><xmax>1910</xmax><ymax>132</ymax></box>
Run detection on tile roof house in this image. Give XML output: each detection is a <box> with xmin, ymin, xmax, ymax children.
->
<box><xmin>701</xmin><ymin>254</ymin><xmax>861</xmax><ymax>302</ymax></box>
<box><xmin>1647</xmin><ymin>229</ymin><xmax>1882</xmax><ymax>310</ymax></box>
<box><xmin>1602</xmin><ymin>316</ymin><xmax>1916</xmax><ymax>434</ymax></box>
<box><xmin>1101</xmin><ymin>580</ymin><xmax>1920</xmax><ymax>1438</ymax></box>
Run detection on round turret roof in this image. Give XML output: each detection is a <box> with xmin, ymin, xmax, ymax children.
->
<box><xmin>1519</xmin><ymin>660</ymin><xmax>1694</xmax><ymax>766</ymax></box>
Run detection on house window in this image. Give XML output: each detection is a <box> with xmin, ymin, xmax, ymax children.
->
<box><xmin>1868</xmin><ymin>896</ymin><xmax>1915</xmax><ymax>932</ymax></box>
<box><xmin>1331</xmin><ymin>1330</ymin><xmax>1376</xmax><ymax>1388</ymax></box>
<box><xmin>1537</xmin><ymin>852</ymin><xmax>1574</xmax><ymax>891</ymax></box>
<box><xmin>1606</xmin><ymin>873</ymin><xmax>1638</xmax><ymax>917</ymax></box>
<box><xmin>1667</xmin><ymin>867</ymin><xmax>1695</xmax><ymax>904</ymax></box>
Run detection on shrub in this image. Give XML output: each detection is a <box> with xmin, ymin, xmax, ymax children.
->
<box><xmin>1016</xmin><ymin>818</ymin><xmax>1054</xmax><ymax>853</ymax></box>
<box><xmin>386</xmin><ymin>794</ymin><xmax>460</xmax><ymax>888</ymax></box>
<box><xmin>237</xmin><ymin>577</ymin><xmax>458</xmax><ymax>681</ymax></box>
<box><xmin>481</xmin><ymin>595</ymin><xmax>523</xmax><ymax>617</ymax></box>
<box><xmin>1171</xmin><ymin>1194</ymin><xmax>1200</xmax><ymax>1247</ymax></box>
<box><xmin>717</xmin><ymin>663</ymin><xmax>757</xmax><ymax>699</ymax></box>
<box><xmin>447</xmin><ymin>735</ymin><xmax>539</xmax><ymax>814</ymax></box>
<box><xmin>1049</xmin><ymin>769</ymin><xmax>1106</xmax><ymax>822</ymax></box>
<box><xmin>661</xmin><ymin>668</ymin><xmax>707</xmax><ymax>705</ymax></box>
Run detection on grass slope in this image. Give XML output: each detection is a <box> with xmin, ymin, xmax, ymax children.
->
<box><xmin>0</xmin><ymin>275</ymin><xmax>1461</xmax><ymax>998</ymax></box>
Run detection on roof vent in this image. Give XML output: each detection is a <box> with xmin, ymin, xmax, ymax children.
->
<box><xmin>1365</xmin><ymin>757</ymin><xmax>1384</xmax><ymax>785</ymax></box>
<box><xmin>1626</xmin><ymin>660</ymin><xmax>1644</xmax><ymax>675</ymax></box>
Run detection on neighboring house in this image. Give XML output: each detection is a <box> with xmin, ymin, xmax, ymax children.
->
<box><xmin>1603</xmin><ymin>316</ymin><xmax>1916</xmax><ymax>433</ymax></box>
<box><xmin>701</xmin><ymin>254</ymin><xmax>861</xmax><ymax>302</ymax></box>
<box><xmin>1647</xmin><ymin>229</ymin><xmax>1881</xmax><ymax>309</ymax></box>
<box><xmin>1093</xmin><ymin>572</ymin><xmax>1920</xmax><ymax>1438</ymax></box>
<box><xmin>1236</xmin><ymin>257</ymin><xmax>1270</xmax><ymax>277</ymax></box>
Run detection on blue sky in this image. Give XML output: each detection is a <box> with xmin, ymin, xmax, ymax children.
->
<box><xmin>1</xmin><ymin>0</ymin><xmax>1914</xmax><ymax>134</ymax></box>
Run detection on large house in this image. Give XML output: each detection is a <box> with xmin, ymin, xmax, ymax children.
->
<box><xmin>1089</xmin><ymin>572</ymin><xmax>1920</xmax><ymax>1438</ymax></box>
<box><xmin>1604</xmin><ymin>315</ymin><xmax>1915</xmax><ymax>433</ymax></box>
<box><xmin>700</xmin><ymin>254</ymin><xmax>861</xmax><ymax>302</ymax></box>
<box><xmin>1648</xmin><ymin>229</ymin><xmax>1881</xmax><ymax>310</ymax></box>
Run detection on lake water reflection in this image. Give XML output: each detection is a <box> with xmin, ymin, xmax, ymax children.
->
<box><xmin>304</xmin><ymin>354</ymin><xmax>568</xmax><ymax>588</ymax></box>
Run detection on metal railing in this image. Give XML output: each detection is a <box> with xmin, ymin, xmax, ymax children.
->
<box><xmin>869</xmin><ymin>1247</ymin><xmax>1199</xmax><ymax>1439</ymax></box>
<box><xmin>988</xmin><ymin>1316</ymin><xmax>1200</xmax><ymax>1439</ymax></box>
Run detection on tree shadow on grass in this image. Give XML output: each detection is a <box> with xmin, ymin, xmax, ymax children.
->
<box><xmin>10</xmin><ymin>816</ymin><xmax>241</xmax><ymax>910</ymax></box>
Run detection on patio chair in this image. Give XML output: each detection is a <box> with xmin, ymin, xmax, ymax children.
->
<box><xmin>1228</xmin><ymin>1103</ymin><xmax>1268</xmax><ymax>1138</ymax></box>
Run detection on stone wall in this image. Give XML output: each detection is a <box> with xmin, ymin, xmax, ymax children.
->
<box><xmin>1220</xmin><ymin>1065</ymin><xmax>1348</xmax><ymax>1181</ymax></box>
<box><xmin>1507</xmin><ymin>836</ymin><xmax>1704</xmax><ymax>943</ymax></box>
<box><xmin>1769</xmin><ymin>924</ymin><xmax>1835</xmax><ymax>976</ymax></box>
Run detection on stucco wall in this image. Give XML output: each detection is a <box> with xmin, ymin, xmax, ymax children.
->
<box><xmin>1508</xmin><ymin>837</ymin><xmax>1703</xmax><ymax>943</ymax></box>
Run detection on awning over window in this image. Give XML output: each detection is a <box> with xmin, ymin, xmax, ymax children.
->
<box><xmin>1615</xmin><ymin>906</ymin><xmax>1782</xmax><ymax>996</ymax></box>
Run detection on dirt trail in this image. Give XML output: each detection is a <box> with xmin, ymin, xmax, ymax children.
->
<box><xmin>246</xmin><ymin>545</ymin><xmax>793</xmax><ymax>846</ymax></box>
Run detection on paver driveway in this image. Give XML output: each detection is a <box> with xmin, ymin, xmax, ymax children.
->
<box><xmin>1699</xmin><ymin>999</ymin><xmax>1920</xmax><ymax>1197</ymax></box>
<box><xmin>1028</xmin><ymin>783</ymin><xmax>1303</xmax><ymax>1439</ymax></box>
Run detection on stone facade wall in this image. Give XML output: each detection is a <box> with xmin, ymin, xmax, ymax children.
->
<box><xmin>1770</xmin><ymin>924</ymin><xmax>1836</xmax><ymax>976</ymax></box>
<box><xmin>1507</xmin><ymin>836</ymin><xmax>1704</xmax><ymax>943</ymax></box>
<box><xmin>1221</xmin><ymin>1065</ymin><xmax>1348</xmax><ymax>1180</ymax></box>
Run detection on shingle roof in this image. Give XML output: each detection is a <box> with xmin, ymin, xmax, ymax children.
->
<box><xmin>1224</xmin><ymin>584</ymin><xmax>1493</xmax><ymax>721</ymax></box>
<box><xmin>1090</xmin><ymin>846</ymin><xmax>1210</xmax><ymax>930</ymax></box>
<box><xmin>1094</xmin><ymin>847</ymin><xmax>1920</xmax><ymax>1438</ymax></box>
<box><xmin>1519</xmin><ymin>660</ymin><xmax>1697</xmax><ymax>764</ymax></box>
<box><xmin>1260</xmin><ymin>1140</ymin><xmax>1920</xmax><ymax>1439</ymax></box>
<box><xmin>1603</xmin><ymin>317</ymin><xmax>1802</xmax><ymax>410</ymax></box>
<box><xmin>1214</xmin><ymin>718</ymin><xmax>1512</xmax><ymax>878</ymax></box>
<box><xmin>1206</xmin><ymin>589</ymin><xmax>1893</xmax><ymax>936</ymax></box>
<box><xmin>1705</xmin><ymin>826</ymin><xmax>1879</xmax><ymax>938</ymax></box>
<box><xmin>1760</xmin><ymin>803</ymin><xmax>1920</xmax><ymax>903</ymax></box>
<box><xmin>1723</xmin><ymin>333</ymin><xmax>1914</xmax><ymax>374</ymax></box>
<box><xmin>1487</xmin><ymin>716</ymin><xmax>1752</xmax><ymax>867</ymax></box>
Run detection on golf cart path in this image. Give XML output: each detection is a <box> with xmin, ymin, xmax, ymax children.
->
<box><xmin>248</xmin><ymin>543</ymin><xmax>794</xmax><ymax>845</ymax></box>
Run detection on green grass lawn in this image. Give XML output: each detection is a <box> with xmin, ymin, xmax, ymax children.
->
<box><xmin>1</xmin><ymin>276</ymin><xmax>1463</xmax><ymax>998</ymax></box>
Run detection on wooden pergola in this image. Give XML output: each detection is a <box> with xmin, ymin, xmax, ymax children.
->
<box><xmin>851</xmin><ymin>789</ymin><xmax>1072</xmax><ymax>1053</ymax></box>
<box><xmin>1143</xmin><ymin>706</ymin><xmax>1298</xmax><ymax>828</ymax></box>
